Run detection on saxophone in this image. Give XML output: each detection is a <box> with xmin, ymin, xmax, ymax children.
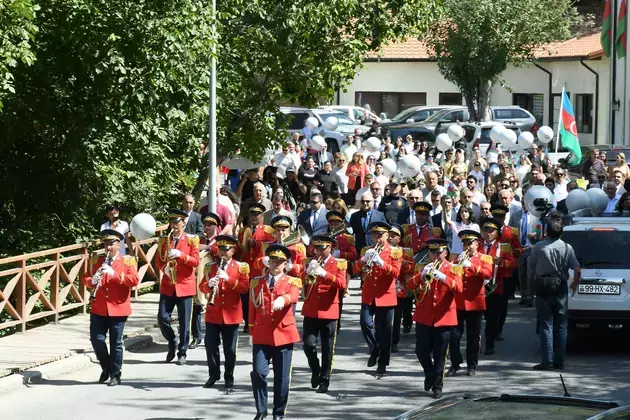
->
<box><xmin>209</xmin><ymin>257</ymin><xmax>227</xmax><ymax>306</ymax></box>
<box><xmin>90</xmin><ymin>251</ymin><xmax>112</xmax><ymax>302</ymax></box>
<box><xmin>163</xmin><ymin>230</ymin><xmax>177</xmax><ymax>285</ymax></box>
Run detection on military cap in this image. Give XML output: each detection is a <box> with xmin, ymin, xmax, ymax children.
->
<box><xmin>368</xmin><ymin>221</ymin><xmax>391</xmax><ymax>234</ymax></box>
<box><xmin>100</xmin><ymin>229</ymin><xmax>124</xmax><ymax>242</ymax></box>
<box><xmin>427</xmin><ymin>238</ymin><xmax>449</xmax><ymax>251</ymax></box>
<box><xmin>266</xmin><ymin>244</ymin><xmax>291</xmax><ymax>261</ymax></box>
<box><xmin>270</xmin><ymin>215</ymin><xmax>293</xmax><ymax>229</ymax></box>
<box><xmin>481</xmin><ymin>217</ymin><xmax>501</xmax><ymax>231</ymax></box>
<box><xmin>311</xmin><ymin>234</ymin><xmax>333</xmax><ymax>248</ymax></box>
<box><xmin>326</xmin><ymin>210</ymin><xmax>345</xmax><ymax>222</ymax></box>
<box><xmin>216</xmin><ymin>235</ymin><xmax>238</xmax><ymax>249</ymax></box>
<box><xmin>413</xmin><ymin>201</ymin><xmax>433</xmax><ymax>213</ymax></box>
<box><xmin>458</xmin><ymin>229</ymin><xmax>482</xmax><ymax>242</ymax></box>
<box><xmin>203</xmin><ymin>211</ymin><xmax>221</xmax><ymax>226</ymax></box>
<box><xmin>490</xmin><ymin>204</ymin><xmax>509</xmax><ymax>216</ymax></box>
<box><xmin>248</xmin><ymin>203</ymin><xmax>266</xmax><ymax>214</ymax></box>
<box><xmin>389</xmin><ymin>224</ymin><xmax>403</xmax><ymax>237</ymax></box>
<box><xmin>167</xmin><ymin>208</ymin><xmax>187</xmax><ymax>221</ymax></box>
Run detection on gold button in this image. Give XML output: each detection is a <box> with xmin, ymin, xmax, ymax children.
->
<box><xmin>106</xmin><ymin>295</ymin><xmax>109</xmax><ymax>298</ymax></box>
<box><xmin>433</xmin><ymin>303</ymin><xmax>436</xmax><ymax>307</ymax></box>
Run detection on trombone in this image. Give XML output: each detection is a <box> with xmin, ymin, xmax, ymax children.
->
<box><xmin>281</xmin><ymin>225</ymin><xmax>310</xmax><ymax>247</ymax></box>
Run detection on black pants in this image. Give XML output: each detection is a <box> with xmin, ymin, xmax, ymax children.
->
<box><xmin>89</xmin><ymin>314</ymin><xmax>127</xmax><ymax>379</ymax></box>
<box><xmin>157</xmin><ymin>294</ymin><xmax>192</xmax><ymax>357</ymax></box>
<box><xmin>393</xmin><ymin>297</ymin><xmax>414</xmax><ymax>346</ymax></box>
<box><xmin>205</xmin><ymin>323</ymin><xmax>239</xmax><ymax>381</ymax></box>
<box><xmin>303</xmin><ymin>317</ymin><xmax>337</xmax><ymax>384</ymax></box>
<box><xmin>360</xmin><ymin>304</ymin><xmax>394</xmax><ymax>367</ymax></box>
<box><xmin>337</xmin><ymin>289</ymin><xmax>345</xmax><ymax>332</ymax></box>
<box><xmin>498</xmin><ymin>274</ymin><xmax>516</xmax><ymax>335</ymax></box>
<box><xmin>191</xmin><ymin>304</ymin><xmax>204</xmax><ymax>341</ymax></box>
<box><xmin>415</xmin><ymin>324</ymin><xmax>451</xmax><ymax>390</ymax></box>
<box><xmin>484</xmin><ymin>293</ymin><xmax>505</xmax><ymax>350</ymax></box>
<box><xmin>449</xmin><ymin>310</ymin><xmax>483</xmax><ymax>368</ymax></box>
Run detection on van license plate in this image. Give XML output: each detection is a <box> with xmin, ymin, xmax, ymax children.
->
<box><xmin>578</xmin><ymin>284</ymin><xmax>621</xmax><ymax>295</ymax></box>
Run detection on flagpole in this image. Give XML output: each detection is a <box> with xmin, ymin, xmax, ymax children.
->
<box><xmin>555</xmin><ymin>86</ymin><xmax>565</xmax><ymax>158</ymax></box>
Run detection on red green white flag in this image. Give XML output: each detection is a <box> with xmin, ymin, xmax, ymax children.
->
<box><xmin>617</xmin><ymin>0</ymin><xmax>627</xmax><ymax>58</ymax></box>
<box><xmin>602</xmin><ymin>0</ymin><xmax>613</xmax><ymax>57</ymax></box>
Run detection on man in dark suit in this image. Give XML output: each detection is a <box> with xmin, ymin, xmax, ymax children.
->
<box><xmin>430</xmin><ymin>195</ymin><xmax>453</xmax><ymax>243</ymax></box>
<box><xmin>297</xmin><ymin>192</ymin><xmax>328</xmax><ymax>236</ymax></box>
<box><xmin>350</xmin><ymin>191</ymin><xmax>386</xmax><ymax>255</ymax></box>
<box><xmin>183</xmin><ymin>193</ymin><xmax>204</xmax><ymax>236</ymax></box>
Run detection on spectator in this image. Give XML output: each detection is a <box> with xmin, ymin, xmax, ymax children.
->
<box><xmin>274</xmin><ymin>142</ymin><xmax>301</xmax><ymax>179</ymax></box>
<box><xmin>457</xmin><ymin>188</ymin><xmax>481</xmax><ymax>219</ymax></box>
<box><xmin>318</xmin><ymin>161</ymin><xmax>338</xmax><ymax>200</ymax></box>
<box><xmin>468</xmin><ymin>148</ymin><xmax>488</xmax><ymax>172</ymax></box>
<box><xmin>431</xmin><ymin>195</ymin><xmax>455</xmax><ymax>247</ymax></box>
<box><xmin>465</xmin><ymin>175</ymin><xmax>486</xmax><ymax>204</ymax></box>
<box><xmin>612</xmin><ymin>169</ymin><xmax>627</xmax><ymax>195</ymax></box>
<box><xmin>365</xmin><ymin>155</ymin><xmax>377</xmax><ymax>173</ymax></box>
<box><xmin>236</xmin><ymin>167</ymin><xmax>261</xmax><ymax>202</ymax></box>
<box><xmin>238</xmin><ymin>182</ymin><xmax>272</xmax><ymax>227</ymax></box>
<box><xmin>317</xmin><ymin>143</ymin><xmax>334</xmax><ymax>167</ymax></box>
<box><xmin>297</xmin><ymin>192</ymin><xmax>328</xmax><ymax>236</ymax></box>
<box><xmin>199</xmin><ymin>187</ymin><xmax>234</xmax><ymax>235</ymax></box>
<box><xmin>354</xmin><ymin>173</ymin><xmax>375</xmax><ymax>208</ymax></box>
<box><xmin>100</xmin><ymin>204</ymin><xmax>130</xmax><ymax>255</ymax></box>
<box><xmin>341</xmin><ymin>135</ymin><xmax>359</xmax><ymax>163</ymax></box>
<box><xmin>480</xmin><ymin>201</ymin><xmax>492</xmax><ymax>218</ymax></box>
<box><xmin>452</xmin><ymin>149</ymin><xmax>468</xmax><ymax>176</ymax></box>
<box><xmin>182</xmin><ymin>193</ymin><xmax>204</xmax><ymax>236</ymax></box>
<box><xmin>403</xmin><ymin>189</ymin><xmax>424</xmax><ymax>224</ymax></box>
<box><xmin>581</xmin><ymin>148</ymin><xmax>606</xmax><ymax>185</ymax></box>
<box><xmin>422</xmin><ymin>171</ymin><xmax>447</xmax><ymax>198</ymax></box>
<box><xmin>556</xmin><ymin>181</ymin><xmax>578</xmax><ymax>214</ymax></box>
<box><xmin>333</xmin><ymin>153</ymin><xmax>349</xmax><ymax>202</ymax></box>
<box><xmin>604</xmin><ymin>181</ymin><xmax>621</xmax><ymax>214</ymax></box>
<box><xmin>498</xmin><ymin>188</ymin><xmax>521</xmax><ymax>227</ymax></box>
<box><xmin>349</xmin><ymin>191</ymin><xmax>386</xmax><ymax>252</ymax></box>
<box><xmin>373</xmin><ymin>162</ymin><xmax>389</xmax><ymax>188</ymax></box>
<box><xmin>262</xmin><ymin>166</ymin><xmax>280</xmax><ymax>199</ymax></box>
<box><xmin>369</xmin><ymin>181</ymin><xmax>383</xmax><ymax>210</ymax></box>
<box><xmin>552</xmin><ymin>168</ymin><xmax>569</xmax><ymax>201</ymax></box>
<box><xmin>544</xmin><ymin>177</ymin><xmax>555</xmax><ymax>193</ymax></box>
<box><xmin>346</xmin><ymin>152</ymin><xmax>369</xmax><ymax>200</ymax></box>
<box><xmin>280</xmin><ymin>165</ymin><xmax>307</xmax><ymax>210</ymax></box>
<box><xmin>484</xmin><ymin>183</ymin><xmax>496</xmax><ymax>203</ymax></box>
<box><xmin>429</xmin><ymin>190</ymin><xmax>443</xmax><ymax>216</ymax></box>
<box><xmin>263</xmin><ymin>189</ymin><xmax>295</xmax><ymax>225</ymax></box>
<box><xmin>443</xmin><ymin>149</ymin><xmax>455</xmax><ymax>178</ymax></box>
<box><xmin>528</xmin><ymin>145</ymin><xmax>551</xmax><ymax>174</ymax></box>
<box><xmin>615</xmin><ymin>192</ymin><xmax>630</xmax><ymax>214</ymax></box>
<box><xmin>298</xmin><ymin>155</ymin><xmax>320</xmax><ymax>191</ymax></box>
<box><xmin>491</xmin><ymin>162</ymin><xmax>511</xmax><ymax>186</ymax></box>
<box><xmin>332</xmin><ymin>199</ymin><xmax>351</xmax><ymax>222</ymax></box>
<box><xmin>608</xmin><ymin>152</ymin><xmax>630</xmax><ymax>179</ymax></box>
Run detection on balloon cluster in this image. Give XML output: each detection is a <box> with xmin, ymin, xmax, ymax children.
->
<box><xmin>304</xmin><ymin>116</ymin><xmax>340</xmax><ymax>151</ymax></box>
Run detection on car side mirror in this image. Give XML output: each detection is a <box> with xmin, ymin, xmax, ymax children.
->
<box><xmin>406</xmin><ymin>118</ymin><xmax>414</xmax><ymax>124</ymax></box>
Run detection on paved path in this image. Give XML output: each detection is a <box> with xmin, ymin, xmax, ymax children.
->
<box><xmin>1</xmin><ymin>280</ymin><xmax>630</xmax><ymax>419</ymax></box>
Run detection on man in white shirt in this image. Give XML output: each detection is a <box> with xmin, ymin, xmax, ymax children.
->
<box><xmin>374</xmin><ymin>162</ymin><xmax>389</xmax><ymax>190</ymax></box>
<box><xmin>100</xmin><ymin>204</ymin><xmax>130</xmax><ymax>255</ymax></box>
<box><xmin>274</xmin><ymin>143</ymin><xmax>301</xmax><ymax>179</ymax></box>
<box><xmin>341</xmin><ymin>135</ymin><xmax>359</xmax><ymax>163</ymax></box>
<box><xmin>497</xmin><ymin>188</ymin><xmax>521</xmax><ymax>227</ymax></box>
<box><xmin>604</xmin><ymin>182</ymin><xmax>621</xmax><ymax>213</ymax></box>
<box><xmin>405</xmin><ymin>190</ymin><xmax>424</xmax><ymax>224</ymax></box>
<box><xmin>421</xmin><ymin>171</ymin><xmax>447</xmax><ymax>199</ymax></box>
<box><xmin>429</xmin><ymin>190</ymin><xmax>443</xmax><ymax>217</ymax></box>
<box><xmin>354</xmin><ymin>173</ymin><xmax>375</xmax><ymax>208</ymax></box>
<box><xmin>369</xmin><ymin>181</ymin><xmax>383</xmax><ymax>210</ymax></box>
<box><xmin>552</xmin><ymin>168</ymin><xmax>569</xmax><ymax>202</ymax></box>
<box><xmin>465</xmin><ymin>175</ymin><xmax>486</xmax><ymax>204</ymax></box>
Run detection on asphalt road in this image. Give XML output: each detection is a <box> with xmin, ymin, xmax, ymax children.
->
<box><xmin>2</xmin><ymin>280</ymin><xmax>630</xmax><ymax>420</ymax></box>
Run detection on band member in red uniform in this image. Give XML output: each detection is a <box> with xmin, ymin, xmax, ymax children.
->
<box><xmin>249</xmin><ymin>245</ymin><xmax>302</xmax><ymax>420</ymax></box>
<box><xmin>479</xmin><ymin>218</ymin><xmax>516</xmax><ymax>355</ymax></box>
<box><xmin>191</xmin><ymin>211</ymin><xmax>222</xmax><ymax>349</ymax></box>
<box><xmin>408</xmin><ymin>238</ymin><xmax>463</xmax><ymax>398</ymax></box>
<box><xmin>239</xmin><ymin>203</ymin><xmax>275</xmax><ymax>333</ymax></box>
<box><xmin>302</xmin><ymin>235</ymin><xmax>347</xmax><ymax>393</ymax></box>
<box><xmin>253</xmin><ymin>215</ymin><xmax>306</xmax><ymax>278</ymax></box>
<box><xmin>353</xmin><ymin>221</ymin><xmax>402</xmax><ymax>374</ymax></box>
<box><xmin>402</xmin><ymin>202</ymin><xmax>442</xmax><ymax>253</ymax></box>
<box><xmin>156</xmin><ymin>209</ymin><xmax>200</xmax><ymax>365</ymax></box>
<box><xmin>83</xmin><ymin>229</ymin><xmax>139</xmax><ymax>386</ymax></box>
<box><xmin>389</xmin><ymin>224</ymin><xmax>415</xmax><ymax>353</ymax></box>
<box><xmin>446</xmin><ymin>230</ymin><xmax>493</xmax><ymax>377</ymax></box>
<box><xmin>199</xmin><ymin>235</ymin><xmax>250</xmax><ymax>389</ymax></box>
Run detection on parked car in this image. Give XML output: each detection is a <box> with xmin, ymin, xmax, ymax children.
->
<box><xmin>316</xmin><ymin>105</ymin><xmax>381</xmax><ymax>125</ymax></box>
<box><xmin>380</xmin><ymin>106</ymin><xmax>455</xmax><ymax>127</ymax></box>
<box><xmin>461</xmin><ymin>121</ymin><xmax>522</xmax><ymax>157</ymax></box>
<box><xmin>491</xmin><ymin>105</ymin><xmax>539</xmax><ymax>133</ymax></box>
<box><xmin>386</xmin><ymin>124</ymin><xmax>436</xmax><ymax>144</ymax></box>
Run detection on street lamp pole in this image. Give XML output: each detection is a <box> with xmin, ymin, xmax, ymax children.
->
<box><xmin>208</xmin><ymin>0</ymin><xmax>217</xmax><ymax>213</ymax></box>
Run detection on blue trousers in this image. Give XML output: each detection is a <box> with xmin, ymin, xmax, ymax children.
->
<box><xmin>536</xmin><ymin>294</ymin><xmax>568</xmax><ymax>366</ymax></box>
<box><xmin>205</xmin><ymin>323</ymin><xmax>239</xmax><ymax>381</ymax></box>
<box><xmin>415</xmin><ymin>324</ymin><xmax>451</xmax><ymax>390</ymax></box>
<box><xmin>359</xmin><ymin>304</ymin><xmax>394</xmax><ymax>367</ymax></box>
<box><xmin>157</xmin><ymin>294</ymin><xmax>193</xmax><ymax>357</ymax></box>
<box><xmin>251</xmin><ymin>344</ymin><xmax>293</xmax><ymax>417</ymax></box>
<box><xmin>89</xmin><ymin>314</ymin><xmax>127</xmax><ymax>379</ymax></box>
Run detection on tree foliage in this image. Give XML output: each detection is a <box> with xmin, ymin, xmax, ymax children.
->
<box><xmin>425</xmin><ymin>0</ymin><xmax>578</xmax><ymax>121</ymax></box>
<box><xmin>0</xmin><ymin>0</ymin><xmax>440</xmax><ymax>255</ymax></box>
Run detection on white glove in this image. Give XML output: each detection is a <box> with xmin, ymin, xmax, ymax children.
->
<box><xmin>462</xmin><ymin>259</ymin><xmax>472</xmax><ymax>268</ymax></box>
<box><xmin>361</xmin><ymin>249</ymin><xmax>376</xmax><ymax>263</ymax></box>
<box><xmin>168</xmin><ymin>249</ymin><xmax>181</xmax><ymax>259</ymax></box>
<box><xmin>435</xmin><ymin>271</ymin><xmax>447</xmax><ymax>283</ymax></box>
<box><xmin>420</xmin><ymin>262</ymin><xmax>433</xmax><ymax>278</ymax></box>
<box><xmin>315</xmin><ymin>267</ymin><xmax>327</xmax><ymax>278</ymax></box>
<box><xmin>164</xmin><ymin>264</ymin><xmax>171</xmax><ymax>278</ymax></box>
<box><xmin>217</xmin><ymin>269</ymin><xmax>229</xmax><ymax>280</ymax></box>
<box><xmin>208</xmin><ymin>276</ymin><xmax>219</xmax><ymax>288</ymax></box>
<box><xmin>457</xmin><ymin>253</ymin><xmax>466</xmax><ymax>263</ymax></box>
<box><xmin>249</xmin><ymin>335</ymin><xmax>254</xmax><ymax>346</ymax></box>
<box><xmin>307</xmin><ymin>259</ymin><xmax>318</xmax><ymax>271</ymax></box>
<box><xmin>332</xmin><ymin>249</ymin><xmax>341</xmax><ymax>258</ymax></box>
<box><xmin>273</xmin><ymin>297</ymin><xmax>285</xmax><ymax>311</ymax></box>
<box><xmin>262</xmin><ymin>256</ymin><xmax>269</xmax><ymax>267</ymax></box>
<box><xmin>373</xmin><ymin>253</ymin><xmax>384</xmax><ymax>267</ymax></box>
<box><xmin>102</xmin><ymin>265</ymin><xmax>115</xmax><ymax>276</ymax></box>
<box><xmin>286</xmin><ymin>260</ymin><xmax>293</xmax><ymax>273</ymax></box>
<box><xmin>91</xmin><ymin>276</ymin><xmax>99</xmax><ymax>286</ymax></box>
<box><xmin>483</xmin><ymin>279</ymin><xmax>490</xmax><ymax>285</ymax></box>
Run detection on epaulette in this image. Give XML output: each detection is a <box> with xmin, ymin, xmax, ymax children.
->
<box><xmin>345</xmin><ymin>234</ymin><xmax>355</xmax><ymax>245</ymax></box>
<box><xmin>238</xmin><ymin>262</ymin><xmax>250</xmax><ymax>275</ymax></box>
<box><xmin>250</xmin><ymin>277</ymin><xmax>263</xmax><ymax>289</ymax></box>
<box><xmin>262</xmin><ymin>242</ymin><xmax>269</xmax><ymax>253</ymax></box>
<box><xmin>336</xmin><ymin>259</ymin><xmax>347</xmax><ymax>271</ymax></box>
<box><xmin>89</xmin><ymin>254</ymin><xmax>100</xmax><ymax>266</ymax></box>
<box><xmin>303</xmin><ymin>258</ymin><xmax>311</xmax><ymax>267</ymax></box>
<box><xmin>511</xmin><ymin>227</ymin><xmax>519</xmax><ymax>236</ymax></box>
<box><xmin>360</xmin><ymin>247</ymin><xmax>369</xmax><ymax>256</ymax></box>
<box><xmin>480</xmin><ymin>254</ymin><xmax>493</xmax><ymax>265</ymax></box>
<box><xmin>295</xmin><ymin>243</ymin><xmax>306</xmax><ymax>255</ymax></box>
<box><xmin>500</xmin><ymin>243</ymin><xmax>512</xmax><ymax>254</ymax></box>
<box><xmin>431</xmin><ymin>227</ymin><xmax>442</xmax><ymax>237</ymax></box>
<box><xmin>403</xmin><ymin>248</ymin><xmax>413</xmax><ymax>259</ymax></box>
<box><xmin>402</xmin><ymin>224</ymin><xmax>412</xmax><ymax>232</ymax></box>
<box><xmin>187</xmin><ymin>235</ymin><xmax>200</xmax><ymax>248</ymax></box>
<box><xmin>287</xmin><ymin>276</ymin><xmax>303</xmax><ymax>289</ymax></box>
<box><xmin>123</xmin><ymin>255</ymin><xmax>137</xmax><ymax>268</ymax></box>
<box><xmin>264</xmin><ymin>225</ymin><xmax>275</xmax><ymax>234</ymax></box>
<box><xmin>390</xmin><ymin>247</ymin><xmax>402</xmax><ymax>259</ymax></box>
<box><xmin>450</xmin><ymin>265</ymin><xmax>463</xmax><ymax>276</ymax></box>
<box><xmin>414</xmin><ymin>264</ymin><xmax>426</xmax><ymax>273</ymax></box>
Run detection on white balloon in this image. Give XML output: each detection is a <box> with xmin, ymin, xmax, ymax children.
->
<box><xmin>524</xmin><ymin>185</ymin><xmax>555</xmax><ymax>217</ymax></box>
<box><xmin>490</xmin><ymin>125</ymin><xmax>507</xmax><ymax>143</ymax></box>
<box><xmin>447</xmin><ymin>125</ymin><xmax>465</xmax><ymax>142</ymax></box>
<box><xmin>130</xmin><ymin>213</ymin><xmax>157</xmax><ymax>241</ymax></box>
<box><xmin>380</xmin><ymin>158</ymin><xmax>397</xmax><ymax>177</ymax></box>
<box><xmin>515</xmin><ymin>165</ymin><xmax>531</xmax><ymax>185</ymax></box>
<box><xmin>566</xmin><ymin>188</ymin><xmax>591</xmax><ymax>213</ymax></box>
<box><xmin>436</xmin><ymin>133</ymin><xmax>453</xmax><ymax>152</ymax></box>
<box><xmin>537</xmin><ymin>126</ymin><xmax>554</xmax><ymax>144</ymax></box>
<box><xmin>365</xmin><ymin>136</ymin><xmax>381</xmax><ymax>153</ymax></box>
<box><xmin>398</xmin><ymin>155</ymin><xmax>422</xmax><ymax>178</ymax></box>
<box><xmin>323</xmin><ymin>116</ymin><xmax>339</xmax><ymax>132</ymax></box>
<box><xmin>586</xmin><ymin>187</ymin><xmax>609</xmax><ymax>215</ymax></box>
<box><xmin>305</xmin><ymin>117</ymin><xmax>319</xmax><ymax>130</ymax></box>
<box><xmin>500</xmin><ymin>129</ymin><xmax>517</xmax><ymax>146</ymax></box>
<box><xmin>310</xmin><ymin>135</ymin><xmax>326</xmax><ymax>151</ymax></box>
<box><xmin>517</xmin><ymin>132</ymin><xmax>535</xmax><ymax>150</ymax></box>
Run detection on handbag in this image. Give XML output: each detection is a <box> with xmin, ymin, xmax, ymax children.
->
<box><xmin>535</xmin><ymin>275</ymin><xmax>562</xmax><ymax>297</ymax></box>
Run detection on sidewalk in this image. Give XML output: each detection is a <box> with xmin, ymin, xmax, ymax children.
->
<box><xmin>0</xmin><ymin>293</ymin><xmax>163</xmax><ymax>379</ymax></box>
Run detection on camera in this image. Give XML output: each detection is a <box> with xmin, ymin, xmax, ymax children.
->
<box><xmin>533</xmin><ymin>198</ymin><xmax>553</xmax><ymax>213</ymax></box>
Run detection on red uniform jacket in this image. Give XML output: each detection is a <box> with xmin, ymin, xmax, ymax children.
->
<box><xmin>353</xmin><ymin>243</ymin><xmax>402</xmax><ymax>307</ymax></box>
<box><xmin>240</xmin><ymin>224</ymin><xmax>275</xmax><ymax>278</ymax></box>
<box><xmin>199</xmin><ymin>259</ymin><xmax>250</xmax><ymax>325</ymax></box>
<box><xmin>156</xmin><ymin>233</ymin><xmax>200</xmax><ymax>297</ymax></box>
<box><xmin>408</xmin><ymin>260</ymin><xmax>463</xmax><ymax>327</ymax></box>
<box><xmin>301</xmin><ymin>257</ymin><xmax>347</xmax><ymax>320</ymax></box>
<box><xmin>455</xmin><ymin>253</ymin><xmax>494</xmax><ymax>311</ymax></box>
<box><xmin>479</xmin><ymin>241</ymin><xmax>516</xmax><ymax>295</ymax></box>
<box><xmin>83</xmin><ymin>254</ymin><xmax>140</xmax><ymax>317</ymax></box>
<box><xmin>306</xmin><ymin>233</ymin><xmax>358</xmax><ymax>262</ymax></box>
<box><xmin>248</xmin><ymin>273</ymin><xmax>301</xmax><ymax>346</ymax></box>
<box><xmin>501</xmin><ymin>225</ymin><xmax>523</xmax><ymax>259</ymax></box>
<box><xmin>397</xmin><ymin>247</ymin><xmax>415</xmax><ymax>298</ymax></box>
<box><xmin>255</xmin><ymin>242</ymin><xmax>306</xmax><ymax>278</ymax></box>
<box><xmin>402</xmin><ymin>224</ymin><xmax>442</xmax><ymax>253</ymax></box>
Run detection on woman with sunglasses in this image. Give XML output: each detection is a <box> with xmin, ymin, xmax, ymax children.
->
<box><xmin>366</xmin><ymin>155</ymin><xmax>377</xmax><ymax>173</ymax></box>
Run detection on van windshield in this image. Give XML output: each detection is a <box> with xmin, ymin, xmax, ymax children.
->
<box><xmin>562</xmin><ymin>230</ymin><xmax>630</xmax><ymax>269</ymax></box>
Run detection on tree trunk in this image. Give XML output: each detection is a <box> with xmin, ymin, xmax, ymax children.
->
<box><xmin>464</xmin><ymin>92</ymin><xmax>478</xmax><ymax>122</ymax></box>
<box><xmin>192</xmin><ymin>167</ymin><xmax>209</xmax><ymax>203</ymax></box>
<box><xmin>476</xmin><ymin>79</ymin><xmax>493</xmax><ymax>122</ymax></box>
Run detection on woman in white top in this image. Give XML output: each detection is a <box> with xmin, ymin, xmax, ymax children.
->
<box><xmin>450</xmin><ymin>205</ymin><xmax>480</xmax><ymax>254</ymax></box>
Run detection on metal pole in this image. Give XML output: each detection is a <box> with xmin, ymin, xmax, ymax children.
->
<box><xmin>208</xmin><ymin>0</ymin><xmax>217</xmax><ymax>213</ymax></box>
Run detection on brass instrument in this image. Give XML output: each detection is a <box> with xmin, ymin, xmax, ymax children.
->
<box><xmin>329</xmin><ymin>224</ymin><xmax>349</xmax><ymax>240</ymax></box>
<box><xmin>485</xmin><ymin>243</ymin><xmax>503</xmax><ymax>296</ymax></box>
<box><xmin>454</xmin><ymin>250</ymin><xmax>471</xmax><ymax>268</ymax></box>
<box><xmin>161</xmin><ymin>230</ymin><xmax>178</xmax><ymax>285</ymax></box>
<box><xmin>209</xmin><ymin>256</ymin><xmax>227</xmax><ymax>306</ymax></box>
<box><xmin>417</xmin><ymin>259</ymin><xmax>444</xmax><ymax>303</ymax></box>
<box><xmin>282</xmin><ymin>225</ymin><xmax>309</xmax><ymax>247</ymax></box>
<box><xmin>241</xmin><ymin>224</ymin><xmax>253</xmax><ymax>255</ymax></box>
<box><xmin>90</xmin><ymin>251</ymin><xmax>112</xmax><ymax>302</ymax></box>
<box><xmin>362</xmin><ymin>242</ymin><xmax>384</xmax><ymax>274</ymax></box>
<box><xmin>304</xmin><ymin>256</ymin><xmax>324</xmax><ymax>299</ymax></box>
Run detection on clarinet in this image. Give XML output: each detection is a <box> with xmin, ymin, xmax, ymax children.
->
<box><xmin>90</xmin><ymin>252</ymin><xmax>112</xmax><ymax>302</ymax></box>
<box><xmin>209</xmin><ymin>257</ymin><xmax>227</xmax><ymax>306</ymax></box>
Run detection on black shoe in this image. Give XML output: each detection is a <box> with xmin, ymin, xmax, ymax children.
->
<box><xmin>533</xmin><ymin>363</ymin><xmax>553</xmax><ymax>371</ymax></box>
<box><xmin>367</xmin><ymin>349</ymin><xmax>379</xmax><ymax>367</ymax></box>
<box><xmin>376</xmin><ymin>365</ymin><xmax>386</xmax><ymax>374</ymax></box>
<box><xmin>445</xmin><ymin>365</ymin><xmax>460</xmax><ymax>377</ymax></box>
<box><xmin>98</xmin><ymin>371</ymin><xmax>109</xmax><ymax>384</ymax></box>
<box><xmin>402</xmin><ymin>325</ymin><xmax>411</xmax><ymax>334</ymax></box>
<box><xmin>166</xmin><ymin>348</ymin><xmax>176</xmax><ymax>363</ymax></box>
<box><xmin>225</xmin><ymin>377</ymin><xmax>234</xmax><ymax>388</ymax></box>
<box><xmin>496</xmin><ymin>334</ymin><xmax>504</xmax><ymax>342</ymax></box>
<box><xmin>432</xmin><ymin>387</ymin><xmax>443</xmax><ymax>399</ymax></box>
<box><xmin>273</xmin><ymin>417</ymin><xmax>283</xmax><ymax>420</ymax></box>
<box><xmin>310</xmin><ymin>372</ymin><xmax>321</xmax><ymax>389</ymax></box>
<box><xmin>467</xmin><ymin>367</ymin><xmax>477</xmax><ymax>376</ymax></box>
<box><xmin>526</xmin><ymin>301</ymin><xmax>533</xmax><ymax>308</ymax></box>
<box><xmin>518</xmin><ymin>298</ymin><xmax>526</xmax><ymax>305</ymax></box>
<box><xmin>391</xmin><ymin>344</ymin><xmax>399</xmax><ymax>353</ymax></box>
<box><xmin>484</xmin><ymin>347</ymin><xmax>495</xmax><ymax>355</ymax></box>
<box><xmin>204</xmin><ymin>375</ymin><xmax>219</xmax><ymax>388</ymax></box>
<box><xmin>253</xmin><ymin>413</ymin><xmax>267</xmax><ymax>420</ymax></box>
<box><xmin>424</xmin><ymin>374</ymin><xmax>434</xmax><ymax>391</ymax></box>
<box><xmin>553</xmin><ymin>364</ymin><xmax>564</xmax><ymax>370</ymax></box>
<box><xmin>316</xmin><ymin>382</ymin><xmax>329</xmax><ymax>393</ymax></box>
<box><xmin>243</xmin><ymin>325</ymin><xmax>249</xmax><ymax>334</ymax></box>
<box><xmin>107</xmin><ymin>376</ymin><xmax>121</xmax><ymax>387</ymax></box>
<box><xmin>176</xmin><ymin>356</ymin><xmax>187</xmax><ymax>365</ymax></box>
<box><xmin>189</xmin><ymin>339</ymin><xmax>201</xmax><ymax>349</ymax></box>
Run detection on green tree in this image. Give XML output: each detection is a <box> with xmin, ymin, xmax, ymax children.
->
<box><xmin>0</xmin><ymin>0</ymin><xmax>39</xmax><ymax>110</ymax></box>
<box><xmin>425</xmin><ymin>0</ymin><xmax>578</xmax><ymax>121</ymax></box>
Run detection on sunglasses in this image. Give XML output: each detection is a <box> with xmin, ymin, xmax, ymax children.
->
<box><xmin>310</xmin><ymin>201</ymin><xmax>321</xmax><ymax>204</ymax></box>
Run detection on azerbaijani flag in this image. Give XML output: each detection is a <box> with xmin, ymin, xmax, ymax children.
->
<box><xmin>559</xmin><ymin>92</ymin><xmax>582</xmax><ymax>165</ymax></box>
<box><xmin>602</xmin><ymin>0</ymin><xmax>613</xmax><ymax>57</ymax></box>
<box><xmin>443</xmin><ymin>176</ymin><xmax>458</xmax><ymax>199</ymax></box>
<box><xmin>617</xmin><ymin>0</ymin><xmax>627</xmax><ymax>58</ymax></box>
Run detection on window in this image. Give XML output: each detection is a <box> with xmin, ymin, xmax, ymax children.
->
<box><xmin>441</xmin><ymin>109</ymin><xmax>466</xmax><ymax>122</ymax></box>
<box><xmin>439</xmin><ymin>93</ymin><xmax>463</xmax><ymax>105</ymax></box>
<box><xmin>355</xmin><ymin>92</ymin><xmax>426</xmax><ymax>117</ymax></box>
<box><xmin>286</xmin><ymin>112</ymin><xmax>310</xmax><ymax>129</ymax></box>
<box><xmin>575</xmin><ymin>94</ymin><xmax>593</xmax><ymax>134</ymax></box>
<box><xmin>513</xmin><ymin>93</ymin><xmax>544</xmax><ymax>125</ymax></box>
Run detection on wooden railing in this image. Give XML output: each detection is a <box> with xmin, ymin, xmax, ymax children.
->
<box><xmin>0</xmin><ymin>226</ymin><xmax>167</xmax><ymax>333</ymax></box>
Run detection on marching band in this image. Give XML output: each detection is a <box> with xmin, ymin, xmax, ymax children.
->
<box><xmin>86</xmin><ymin>197</ymin><xmax>527</xmax><ymax>417</ymax></box>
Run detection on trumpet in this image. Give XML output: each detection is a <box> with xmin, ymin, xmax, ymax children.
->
<box><xmin>304</xmin><ymin>256</ymin><xmax>324</xmax><ymax>299</ymax></box>
<box><xmin>209</xmin><ymin>256</ymin><xmax>227</xmax><ymax>306</ymax></box>
<box><xmin>416</xmin><ymin>259</ymin><xmax>444</xmax><ymax>303</ymax></box>
<box><xmin>454</xmin><ymin>250</ymin><xmax>471</xmax><ymax>267</ymax></box>
<box><xmin>90</xmin><ymin>251</ymin><xmax>112</xmax><ymax>302</ymax></box>
<box><xmin>362</xmin><ymin>242</ymin><xmax>384</xmax><ymax>274</ymax></box>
